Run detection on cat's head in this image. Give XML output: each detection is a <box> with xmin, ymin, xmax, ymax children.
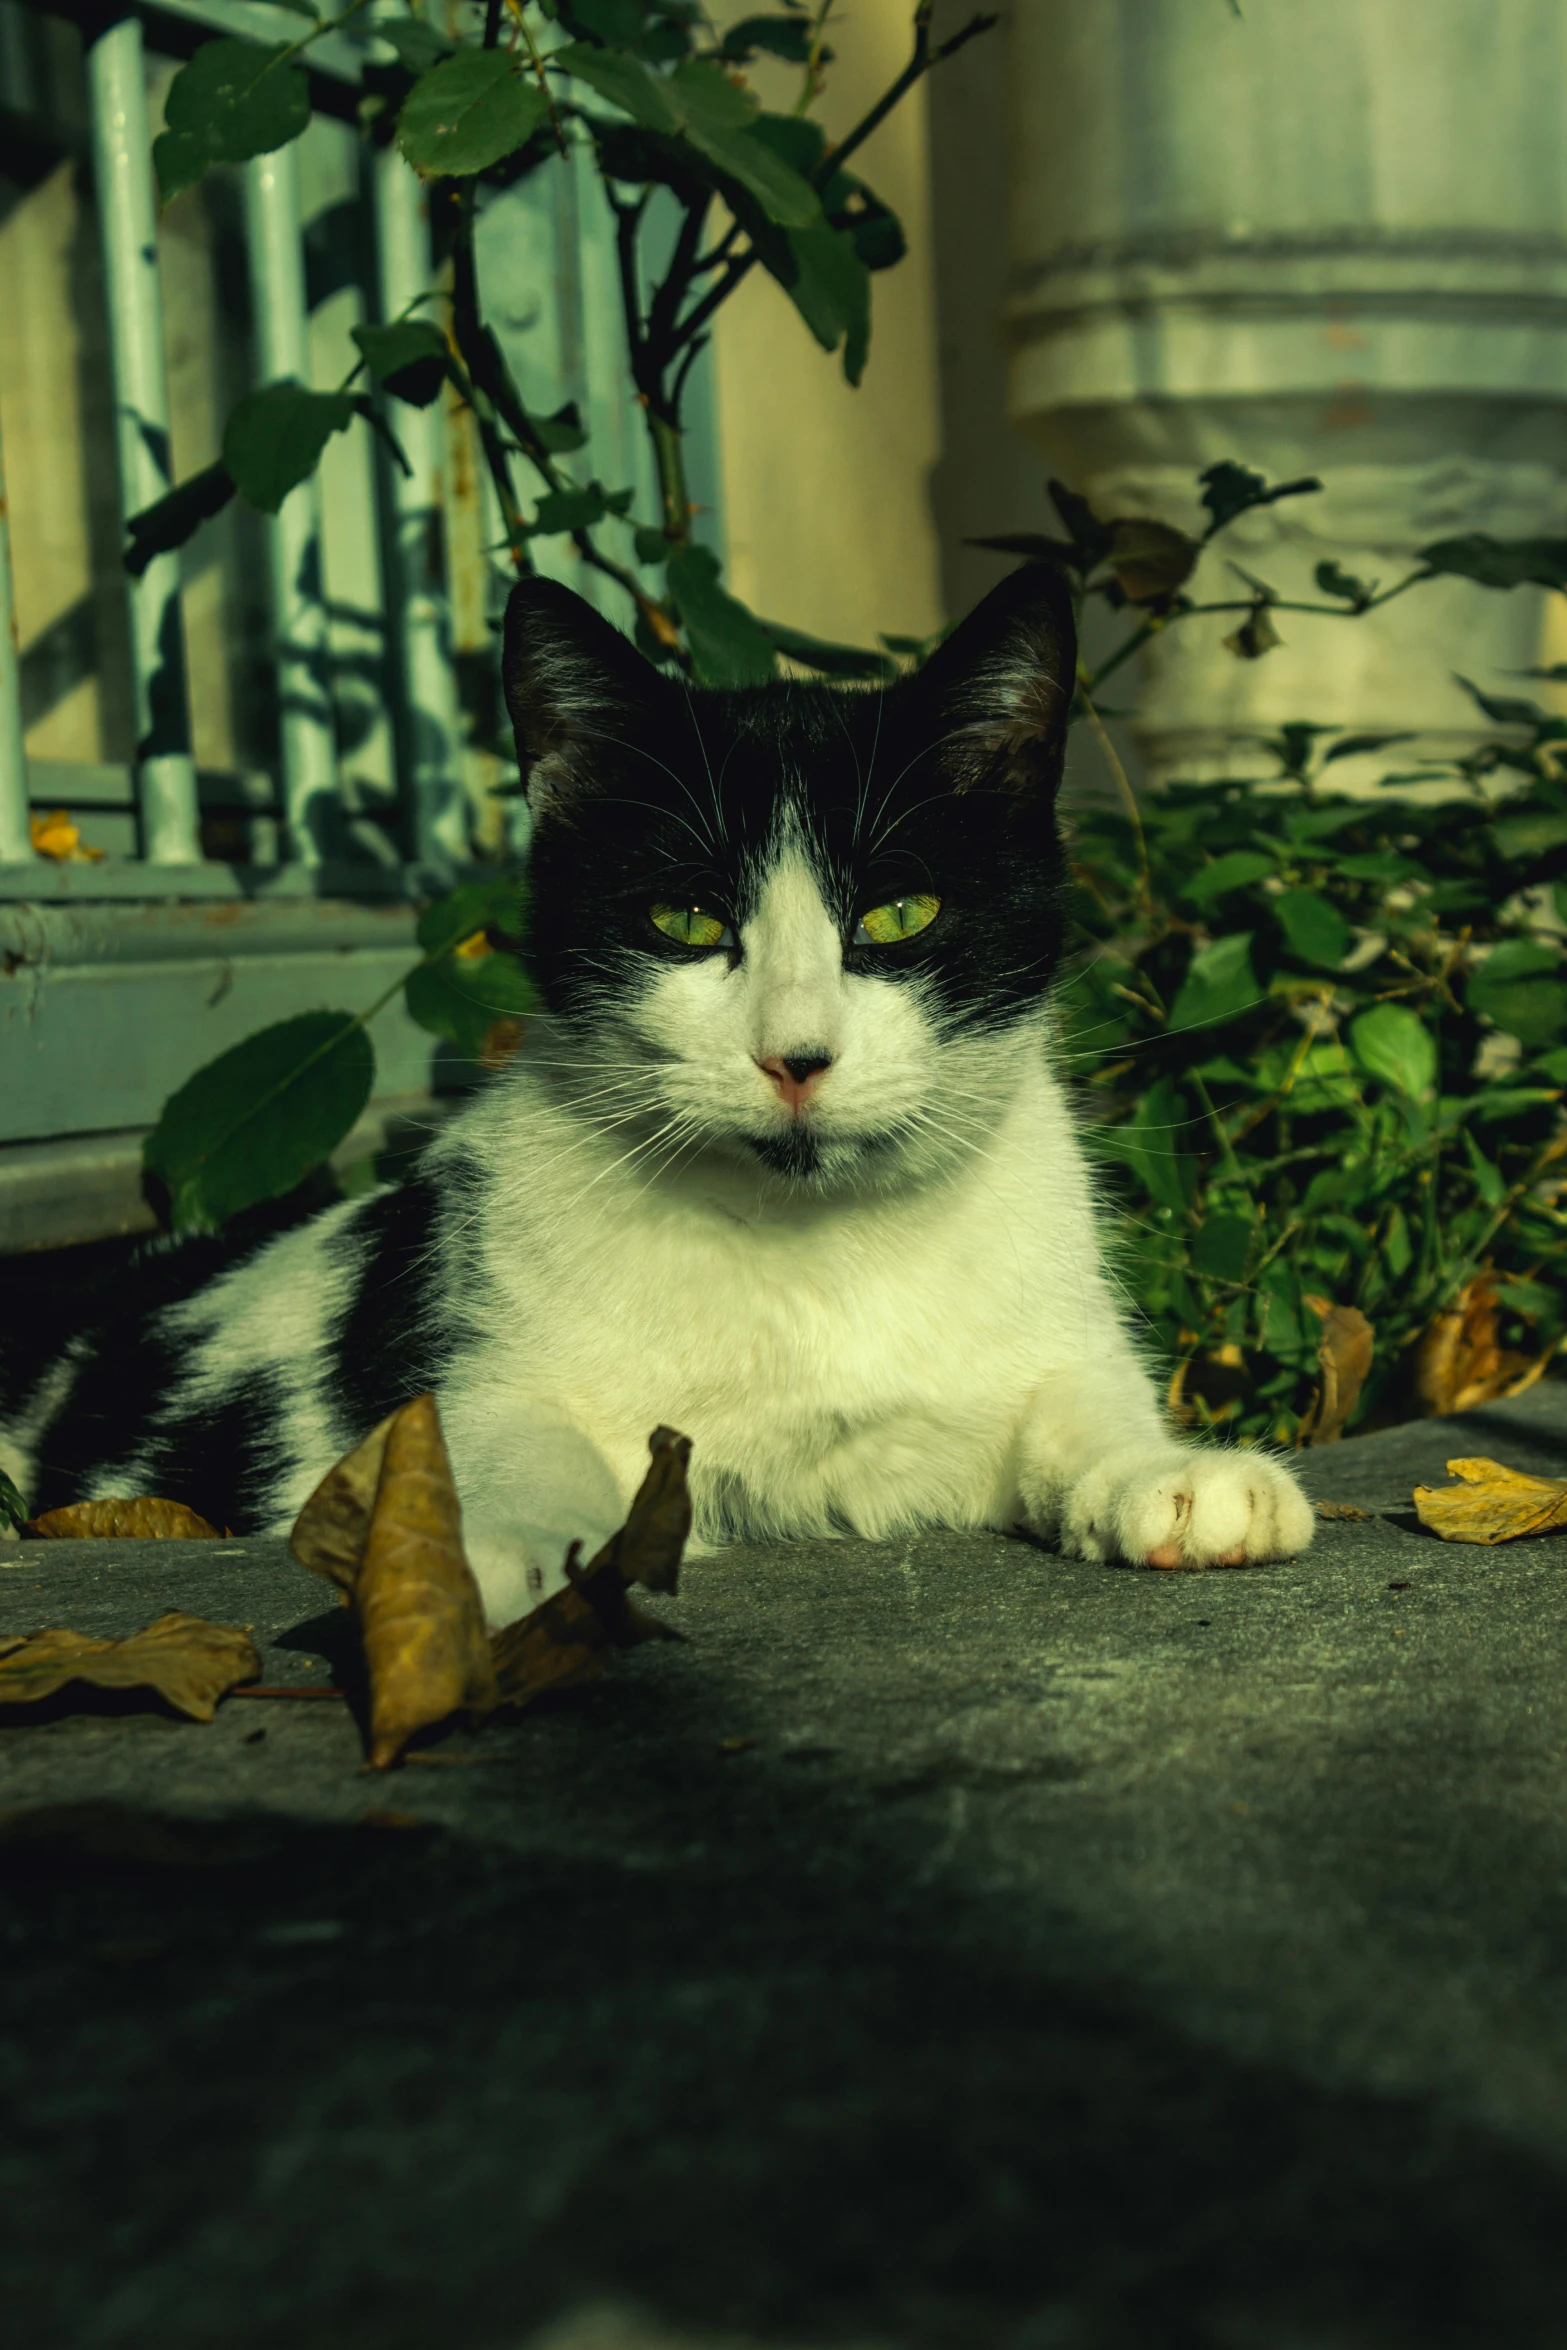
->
<box><xmin>501</xmin><ymin>563</ymin><xmax>1076</xmax><ymax>1194</ymax></box>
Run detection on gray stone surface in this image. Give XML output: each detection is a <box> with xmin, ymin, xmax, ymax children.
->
<box><xmin>4</xmin><ymin>1389</ymin><xmax>1567</xmax><ymax>2349</ymax></box>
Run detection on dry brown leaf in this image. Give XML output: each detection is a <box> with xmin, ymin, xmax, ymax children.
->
<box><xmin>21</xmin><ymin>1498</ymin><xmax>224</xmax><ymax>1540</ymax></box>
<box><xmin>290</xmin><ymin>1405</ymin><xmax>692</xmax><ymax>1758</ymax></box>
<box><xmin>0</xmin><ymin>1611</ymin><xmax>260</xmax><ymax>1720</ymax></box>
<box><xmin>490</xmin><ymin>1425</ymin><xmax>692</xmax><ymax>1712</ymax></box>
<box><xmin>1413</xmin><ymin>1456</ymin><xmax>1567</xmax><ymax>1546</ymax></box>
<box><xmin>1298</xmin><ymin>1299</ymin><xmax>1375</xmax><ymax>1446</ymax></box>
<box><xmin>1415</xmin><ymin>1277</ymin><xmax>1546</xmax><ymax>1417</ymax></box>
<box><xmin>357</xmin><ymin>1395</ymin><xmax>497</xmax><ymax>1768</ymax></box>
<box><xmin>289</xmin><ymin>1411</ymin><xmax>398</xmax><ymax>1591</ymax></box>
<box><xmin>1314</xmin><ymin>1501</ymin><xmax>1371</xmax><ymax>1521</ymax></box>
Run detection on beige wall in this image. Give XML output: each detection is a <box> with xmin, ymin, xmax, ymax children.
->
<box><xmin>711</xmin><ymin>1</ymin><xmax>946</xmax><ymax>650</ymax></box>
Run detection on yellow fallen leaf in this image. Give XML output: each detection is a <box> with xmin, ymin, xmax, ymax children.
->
<box><xmin>0</xmin><ymin>1611</ymin><xmax>260</xmax><ymax>1720</ymax></box>
<box><xmin>1412</xmin><ymin>1456</ymin><xmax>1567</xmax><ymax>1546</ymax></box>
<box><xmin>1415</xmin><ymin>1277</ymin><xmax>1546</xmax><ymax>1417</ymax></box>
<box><xmin>22</xmin><ymin>1498</ymin><xmax>224</xmax><ymax>1540</ymax></box>
<box><xmin>29</xmin><ymin>808</ymin><xmax>105</xmax><ymax>862</ymax></box>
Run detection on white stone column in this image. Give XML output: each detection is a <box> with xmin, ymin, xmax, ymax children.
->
<box><xmin>1005</xmin><ymin>0</ymin><xmax>1567</xmax><ymax>785</ymax></box>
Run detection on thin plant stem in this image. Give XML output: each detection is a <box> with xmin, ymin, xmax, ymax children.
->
<box><xmin>1077</xmin><ymin>678</ymin><xmax>1149</xmax><ymax>910</ymax></box>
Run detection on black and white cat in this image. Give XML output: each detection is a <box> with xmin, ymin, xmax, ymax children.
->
<box><xmin>1</xmin><ymin>563</ymin><xmax>1312</xmax><ymax>1618</ymax></box>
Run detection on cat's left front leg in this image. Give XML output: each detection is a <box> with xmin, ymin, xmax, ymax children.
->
<box><xmin>1016</xmin><ymin>1369</ymin><xmax>1315</xmax><ymax>1569</ymax></box>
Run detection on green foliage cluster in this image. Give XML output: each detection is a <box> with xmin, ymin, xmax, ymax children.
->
<box><xmin>1037</xmin><ymin>470</ymin><xmax>1567</xmax><ymax>1440</ymax></box>
<box><xmin>128</xmin><ymin>0</ymin><xmax>989</xmax><ymax>688</ymax></box>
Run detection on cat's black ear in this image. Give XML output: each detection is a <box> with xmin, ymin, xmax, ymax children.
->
<box><xmin>914</xmin><ymin>562</ymin><xmax>1077</xmax><ymax>794</ymax></box>
<box><xmin>502</xmin><ymin>576</ymin><xmax>673</xmax><ymax>809</ymax></box>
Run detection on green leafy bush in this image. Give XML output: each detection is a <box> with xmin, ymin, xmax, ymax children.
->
<box><xmin>1046</xmin><ymin>491</ymin><xmax>1567</xmax><ymax>1440</ymax></box>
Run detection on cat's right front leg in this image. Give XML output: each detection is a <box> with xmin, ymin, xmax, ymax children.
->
<box><xmin>439</xmin><ymin>1397</ymin><xmax>630</xmax><ymax>1626</ymax></box>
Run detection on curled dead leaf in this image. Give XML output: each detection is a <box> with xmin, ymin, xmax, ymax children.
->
<box><xmin>1413</xmin><ymin>1456</ymin><xmax>1567</xmax><ymax>1546</ymax></box>
<box><xmin>1107</xmin><ymin>517</ymin><xmax>1197</xmax><ymax>606</ymax></box>
<box><xmin>490</xmin><ymin>1426</ymin><xmax>692</xmax><ymax>1712</ymax></box>
<box><xmin>291</xmin><ymin>1393</ymin><xmax>495</xmax><ymax>1769</ymax></box>
<box><xmin>21</xmin><ymin>1497</ymin><xmax>224</xmax><ymax>1540</ymax></box>
<box><xmin>356</xmin><ymin>1395</ymin><xmax>497</xmax><ymax>1768</ymax></box>
<box><xmin>289</xmin><ymin>1411</ymin><xmax>396</xmax><ymax>1591</ymax></box>
<box><xmin>1297</xmin><ymin>1299</ymin><xmax>1374</xmax><ymax>1446</ymax></box>
<box><xmin>1415</xmin><ymin>1277</ymin><xmax>1548</xmax><ymax>1417</ymax></box>
<box><xmin>290</xmin><ymin>1405</ymin><xmax>692</xmax><ymax>1759</ymax></box>
<box><xmin>1314</xmin><ymin>1501</ymin><xmax>1371</xmax><ymax>1521</ymax></box>
<box><xmin>0</xmin><ymin>1611</ymin><xmax>260</xmax><ymax>1720</ymax></box>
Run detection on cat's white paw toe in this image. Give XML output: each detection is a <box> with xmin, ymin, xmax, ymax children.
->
<box><xmin>1061</xmin><ymin>1448</ymin><xmax>1314</xmax><ymax>1570</ymax></box>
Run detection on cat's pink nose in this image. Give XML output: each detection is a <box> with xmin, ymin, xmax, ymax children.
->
<box><xmin>757</xmin><ymin>1051</ymin><xmax>833</xmax><ymax>1112</ymax></box>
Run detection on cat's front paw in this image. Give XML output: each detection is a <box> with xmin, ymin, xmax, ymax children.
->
<box><xmin>1059</xmin><ymin>1447</ymin><xmax>1314</xmax><ymax>1570</ymax></box>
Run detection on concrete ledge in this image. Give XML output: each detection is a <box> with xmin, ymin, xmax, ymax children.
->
<box><xmin>2</xmin><ymin>1388</ymin><xmax>1566</xmax><ymax>2342</ymax></box>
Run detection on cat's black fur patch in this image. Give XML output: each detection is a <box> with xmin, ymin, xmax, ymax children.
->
<box><xmin>504</xmin><ymin>562</ymin><xmax>1077</xmax><ymax>1048</ymax></box>
<box><xmin>324</xmin><ymin>1165</ymin><xmax>467</xmax><ymax>1443</ymax></box>
<box><xmin>19</xmin><ymin>1230</ymin><xmax>278</xmax><ymax>1524</ymax></box>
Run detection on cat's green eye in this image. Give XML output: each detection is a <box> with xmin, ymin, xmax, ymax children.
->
<box><xmin>651</xmin><ymin>903</ymin><xmax>731</xmax><ymax>949</ymax></box>
<box><xmin>854</xmin><ymin>894</ymin><xmax>941</xmax><ymax>947</ymax></box>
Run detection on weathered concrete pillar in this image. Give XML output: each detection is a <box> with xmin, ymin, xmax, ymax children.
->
<box><xmin>1005</xmin><ymin>0</ymin><xmax>1567</xmax><ymax>784</ymax></box>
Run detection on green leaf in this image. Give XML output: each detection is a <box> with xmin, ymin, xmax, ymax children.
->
<box><xmin>398</xmin><ymin>50</ymin><xmax>550</xmax><ymax>177</ymax></box>
<box><xmin>352</xmin><ymin>320</ymin><xmax>450</xmax><ymax>408</ymax></box>
<box><xmin>0</xmin><ymin>1467</ymin><xmax>25</xmax><ymax>1532</ymax></box>
<box><xmin>553</xmin><ymin>42</ymin><xmax>681</xmax><ymax>130</ymax></box>
<box><xmin>1274</xmin><ymin>888</ymin><xmax>1351</xmax><ymax>970</ymax></box>
<box><xmin>1198</xmin><ymin>462</ymin><xmax>1322</xmax><ymax>533</ymax></box>
<box><xmin>1468</xmin><ymin>956</ymin><xmax>1567</xmax><ymax>1045</ymax></box>
<box><xmin>222</xmin><ymin>383</ymin><xmax>355</xmax><ymax>514</ymax></box>
<box><xmin>1181</xmin><ymin>850</ymin><xmax>1275</xmax><ymax>906</ymax></box>
<box><xmin>722</xmin><ymin>15</ymin><xmax>818</xmax><ymax>62</ymax></box>
<box><xmin>1350</xmin><ymin>1003</ymin><xmax>1436</xmax><ymax>1099</ymax></box>
<box><xmin>1190</xmin><ymin>1212</ymin><xmax>1252</xmax><ymax>1283</ymax></box>
<box><xmin>534</xmin><ymin>400</ymin><xmax>588</xmax><ymax>453</ymax></box>
<box><xmin>416</xmin><ymin>877</ymin><xmax>530</xmax><ymax>959</ymax></box>
<box><xmin>1462</xmin><ymin>1126</ymin><xmax>1506</xmax><ymax>1207</ymax></box>
<box><xmin>374</xmin><ymin>18</ymin><xmax>454</xmax><ymax>73</ymax></box>
<box><xmin>1314</xmin><ymin>559</ymin><xmax>1372</xmax><ymax>607</ymax></box>
<box><xmin>1100</xmin><ymin>1078</ymin><xmax>1197</xmax><ymax>1214</ymax></box>
<box><xmin>671</xmin><ymin>64</ymin><xmax>819</xmax><ymax>225</ymax></box>
<box><xmin>154</xmin><ymin>38</ymin><xmax>311</xmax><ymax>205</ymax></box>
<box><xmin>758</xmin><ymin>618</ymin><xmax>898</xmax><ymax>682</ymax></box>
<box><xmin>529</xmin><ymin>482</ymin><xmax>635</xmax><ymax>534</ymax></box>
<box><xmin>1492</xmin><ymin>809</ymin><xmax>1567</xmax><ymax>860</ymax></box>
<box><xmin>827</xmin><ymin>175</ymin><xmax>905</xmax><ymax>271</ymax></box>
<box><xmin>1169</xmin><ymin>933</ymin><xmax>1260</xmax><ymax>1033</ymax></box>
<box><xmin>1322</xmin><ymin>731</ymin><xmax>1416</xmax><ymax>764</ymax></box>
<box><xmin>1453</xmin><ymin>675</ymin><xmax>1552</xmax><ymax>731</ymax></box>
<box><xmin>571</xmin><ymin>0</ymin><xmax>652</xmax><ymax>40</ymax></box>
<box><xmin>144</xmin><ymin>1012</ymin><xmax>374</xmax><ymax>1233</ymax></box>
<box><xmin>124</xmin><ymin>461</ymin><xmax>236</xmax><ymax>579</ymax></box>
<box><xmin>754</xmin><ymin>217</ymin><xmax>870</xmax><ymax>378</ymax></box>
<box><xmin>405</xmin><ymin>950</ymin><xmax>539</xmax><ymax>1058</ymax></box>
<box><xmin>1382</xmin><ymin>1202</ymin><xmax>1413</xmax><ymax>1278</ymax></box>
<box><xmin>635</xmin><ymin>526</ymin><xmax>672</xmax><ymax>565</ymax></box>
<box><xmin>1421</xmin><ymin>535</ymin><xmax>1567</xmax><ymax>592</ymax></box>
<box><xmin>666</xmin><ymin>545</ymin><xmax>778</xmax><ymax>687</ymax></box>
